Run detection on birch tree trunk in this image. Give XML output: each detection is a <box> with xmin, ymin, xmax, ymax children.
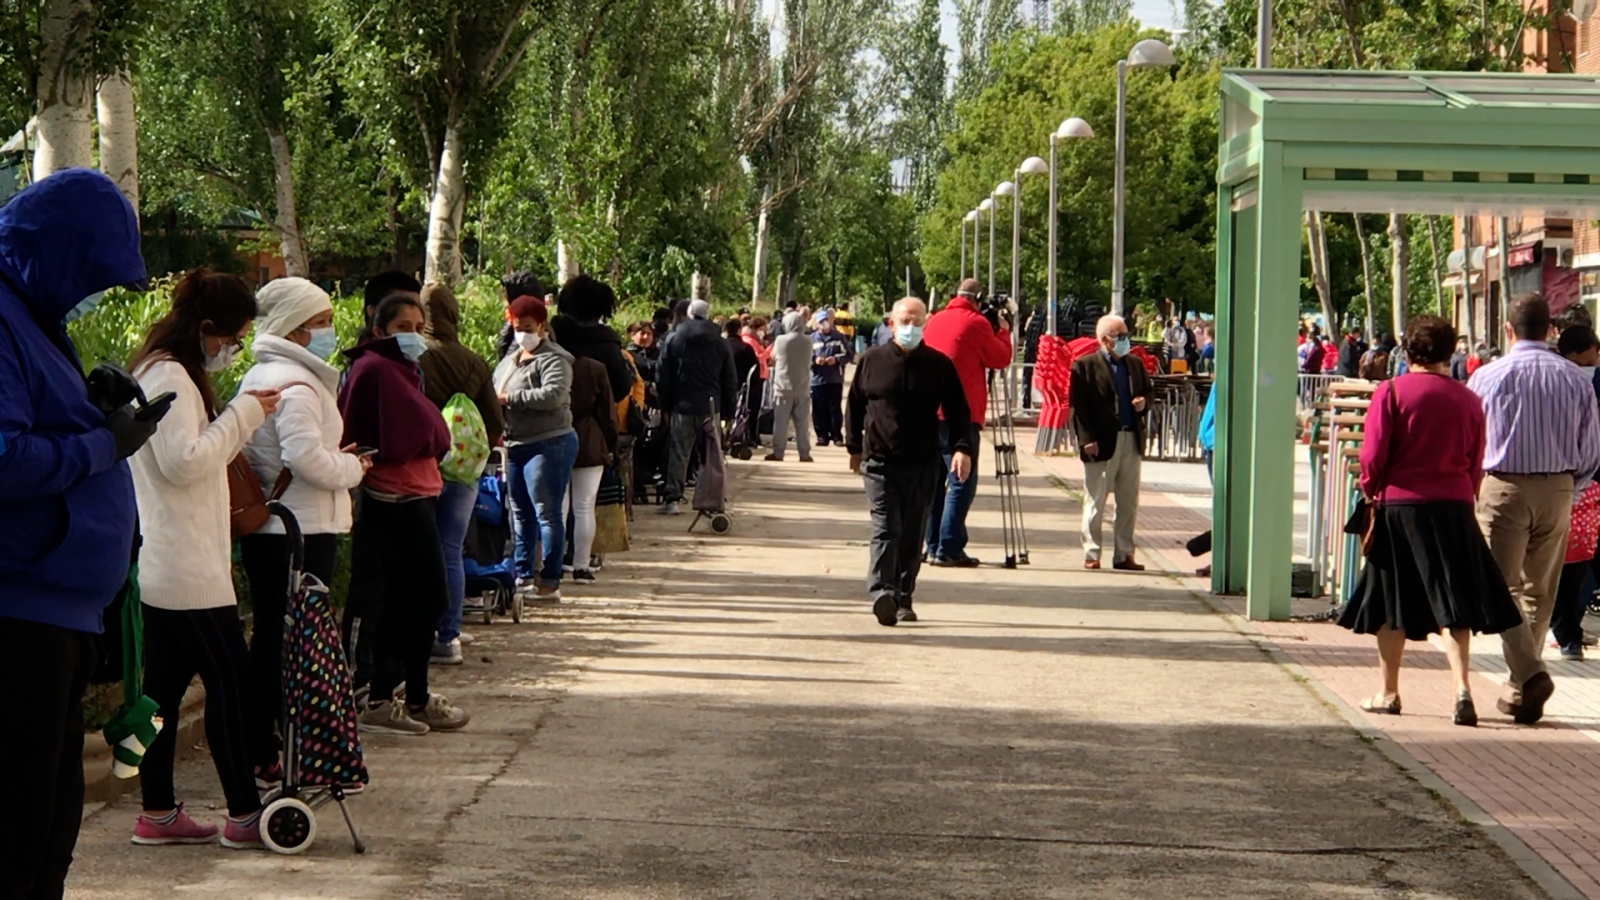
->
<box><xmin>1426</xmin><ymin>215</ymin><xmax>1447</xmax><ymax>317</ymax></box>
<box><xmin>96</xmin><ymin>68</ymin><xmax>139</xmax><ymax>218</ymax></box>
<box><xmin>1305</xmin><ymin>211</ymin><xmax>1336</xmax><ymax>331</ymax></box>
<box><xmin>1389</xmin><ymin>213</ymin><xmax>1409</xmax><ymax>339</ymax></box>
<box><xmin>267</xmin><ymin>126</ymin><xmax>309</xmax><ymax>278</ymax></box>
<box><xmin>424</xmin><ymin>123</ymin><xmax>467</xmax><ymax>286</ymax></box>
<box><xmin>751</xmin><ymin>181</ymin><xmax>773</xmax><ymax>308</ymax></box>
<box><xmin>556</xmin><ymin>239</ymin><xmax>580</xmax><ymax>286</ymax></box>
<box><xmin>1353</xmin><ymin>214</ymin><xmax>1377</xmax><ymax>341</ymax></box>
<box><xmin>34</xmin><ymin>0</ymin><xmax>95</xmax><ymax>181</ymax></box>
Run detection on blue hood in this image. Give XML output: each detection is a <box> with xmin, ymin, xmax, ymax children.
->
<box><xmin>0</xmin><ymin>168</ymin><xmax>147</xmax><ymax>321</ymax></box>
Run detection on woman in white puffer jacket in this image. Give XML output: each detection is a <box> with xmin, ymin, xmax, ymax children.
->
<box><xmin>238</xmin><ymin>277</ymin><xmax>370</xmax><ymax>766</ymax></box>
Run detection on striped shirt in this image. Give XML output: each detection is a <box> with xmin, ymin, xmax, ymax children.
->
<box><xmin>1469</xmin><ymin>341</ymin><xmax>1600</xmax><ymax>484</ymax></box>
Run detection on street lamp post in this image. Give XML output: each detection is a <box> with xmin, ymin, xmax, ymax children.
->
<box><xmin>1011</xmin><ymin>157</ymin><xmax>1049</xmax><ymax>318</ymax></box>
<box><xmin>979</xmin><ymin>196</ymin><xmax>998</xmax><ymax>295</ymax></box>
<box><xmin>972</xmin><ymin>207</ymin><xmax>982</xmax><ymax>286</ymax></box>
<box><xmin>994</xmin><ymin>181</ymin><xmax>1015</xmax><ymax>303</ymax></box>
<box><xmin>828</xmin><ymin>244</ymin><xmax>840</xmax><ymax>308</ymax></box>
<box><xmin>962</xmin><ymin>211</ymin><xmax>977</xmax><ymax>281</ymax></box>
<box><xmin>1112</xmin><ymin>39</ymin><xmax>1176</xmax><ymax>317</ymax></box>
<box><xmin>1048</xmin><ymin>117</ymin><xmax>1095</xmax><ymax>336</ymax></box>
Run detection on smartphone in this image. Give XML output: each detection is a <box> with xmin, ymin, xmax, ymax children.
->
<box><xmin>355</xmin><ymin>446</ymin><xmax>379</xmax><ymax>459</ymax></box>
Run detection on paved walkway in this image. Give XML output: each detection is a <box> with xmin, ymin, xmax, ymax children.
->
<box><xmin>1027</xmin><ymin>431</ymin><xmax>1600</xmax><ymax>899</ymax></box>
<box><xmin>66</xmin><ymin>442</ymin><xmax>1551</xmax><ymax>898</ymax></box>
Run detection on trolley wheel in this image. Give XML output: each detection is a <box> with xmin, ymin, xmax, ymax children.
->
<box><xmin>709</xmin><ymin>512</ymin><xmax>733</xmax><ymax>535</ymax></box>
<box><xmin>261</xmin><ymin>797</ymin><xmax>318</xmax><ymax>855</ymax></box>
<box><xmin>510</xmin><ymin>591</ymin><xmax>523</xmax><ymax>623</ymax></box>
<box><xmin>732</xmin><ymin>446</ymin><xmax>752</xmax><ymax>461</ymax></box>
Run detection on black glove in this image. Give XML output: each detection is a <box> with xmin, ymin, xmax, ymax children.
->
<box><xmin>105</xmin><ymin>403</ymin><xmax>161</xmax><ymax>460</ymax></box>
<box><xmin>86</xmin><ymin>362</ymin><xmax>146</xmax><ymax>415</ymax></box>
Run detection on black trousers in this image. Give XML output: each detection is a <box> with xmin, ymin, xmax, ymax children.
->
<box><xmin>863</xmin><ymin>460</ymin><xmax>941</xmax><ymax>608</ymax></box>
<box><xmin>343</xmin><ymin>495</ymin><xmax>384</xmax><ymax>690</ymax></box>
<box><xmin>240</xmin><ymin>533</ymin><xmax>339</xmax><ymax>751</ymax></box>
<box><xmin>0</xmin><ymin>617</ymin><xmax>95</xmax><ymax>900</ymax></box>
<box><xmin>811</xmin><ymin>382</ymin><xmax>845</xmax><ymax>444</ymax></box>
<box><xmin>140</xmin><ymin>605</ymin><xmax>266</xmax><ymax>818</ymax></box>
<box><xmin>356</xmin><ymin>495</ymin><xmax>447</xmax><ymax>706</ymax></box>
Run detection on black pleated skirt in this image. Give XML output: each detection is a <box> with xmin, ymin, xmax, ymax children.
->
<box><xmin>1339</xmin><ymin>502</ymin><xmax>1525</xmax><ymax>642</ymax></box>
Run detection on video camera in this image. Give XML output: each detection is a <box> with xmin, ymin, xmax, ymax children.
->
<box><xmin>980</xmin><ymin>291</ymin><xmax>1016</xmax><ymax>334</ymax></box>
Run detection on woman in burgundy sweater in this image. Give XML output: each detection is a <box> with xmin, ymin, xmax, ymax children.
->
<box><xmin>1339</xmin><ymin>315</ymin><xmax>1522</xmax><ymax>726</ymax></box>
<box><xmin>339</xmin><ymin>293</ymin><xmax>468</xmax><ymax>736</ymax></box>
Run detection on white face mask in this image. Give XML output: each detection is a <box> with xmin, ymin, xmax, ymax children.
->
<box><xmin>1582</xmin><ymin>366</ymin><xmax>1598</xmax><ymax>380</ymax></box>
<box><xmin>515</xmin><ymin>331</ymin><xmax>543</xmax><ymax>352</ymax></box>
<box><xmin>204</xmin><ymin>339</ymin><xmax>240</xmax><ymax>372</ymax></box>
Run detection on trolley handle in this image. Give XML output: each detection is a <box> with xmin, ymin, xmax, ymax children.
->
<box><xmin>266</xmin><ymin>501</ymin><xmax>306</xmax><ymax>575</ymax></box>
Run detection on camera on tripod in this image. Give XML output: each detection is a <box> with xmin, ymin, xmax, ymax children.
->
<box><xmin>980</xmin><ymin>291</ymin><xmax>1016</xmax><ymax>334</ymax></box>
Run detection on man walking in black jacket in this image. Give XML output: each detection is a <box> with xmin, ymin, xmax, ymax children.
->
<box><xmin>657</xmin><ymin>299</ymin><xmax>738</xmax><ymax>515</ymax></box>
<box><xmin>847</xmin><ymin>297</ymin><xmax>973</xmax><ymax>627</ymax></box>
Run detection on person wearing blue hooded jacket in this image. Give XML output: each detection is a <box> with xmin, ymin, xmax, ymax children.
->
<box><xmin>0</xmin><ymin>169</ymin><xmax>160</xmax><ymax>899</ymax></box>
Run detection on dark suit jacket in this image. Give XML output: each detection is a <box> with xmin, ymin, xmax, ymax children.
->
<box><xmin>1069</xmin><ymin>351</ymin><xmax>1152</xmax><ymax>463</ymax></box>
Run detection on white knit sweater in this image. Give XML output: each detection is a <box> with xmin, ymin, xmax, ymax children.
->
<box><xmin>130</xmin><ymin>358</ymin><xmax>267</xmax><ymax>611</ymax></box>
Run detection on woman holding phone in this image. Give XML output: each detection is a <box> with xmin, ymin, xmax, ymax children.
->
<box><xmin>238</xmin><ymin>277</ymin><xmax>371</xmax><ymax>766</ymax></box>
<box><xmin>126</xmin><ymin>269</ymin><xmax>281</xmax><ymax>848</ymax></box>
<box><xmin>339</xmin><ymin>292</ymin><xmax>467</xmax><ymax>736</ymax></box>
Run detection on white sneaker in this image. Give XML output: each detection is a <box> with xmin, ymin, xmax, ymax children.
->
<box><xmin>458</xmin><ymin>631</ymin><xmax>476</xmax><ymax>646</ymax></box>
<box><xmin>431</xmin><ymin>638</ymin><xmax>463</xmax><ymax>665</ymax></box>
<box><xmin>659</xmin><ymin>501</ymin><xmax>681</xmax><ymax>516</ymax></box>
<box><xmin>412</xmin><ymin>693</ymin><xmax>470</xmax><ymax>731</ymax></box>
<box><xmin>357</xmin><ymin>699</ymin><xmax>429</xmax><ymax>736</ymax></box>
<box><xmin>588</xmin><ymin>555</ymin><xmax>604</xmax><ymax>572</ymax></box>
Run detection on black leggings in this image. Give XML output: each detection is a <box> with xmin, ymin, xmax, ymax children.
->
<box><xmin>240</xmin><ymin>533</ymin><xmax>339</xmax><ymax>754</ymax></box>
<box><xmin>140</xmin><ymin>605</ymin><xmax>267</xmax><ymax>818</ymax></box>
<box><xmin>355</xmin><ymin>495</ymin><xmax>447</xmax><ymax>707</ymax></box>
<box><xmin>0</xmin><ymin>616</ymin><xmax>95</xmax><ymax>900</ymax></box>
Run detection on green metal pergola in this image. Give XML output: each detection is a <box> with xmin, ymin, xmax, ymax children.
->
<box><xmin>1213</xmin><ymin>69</ymin><xmax>1600</xmax><ymax>620</ymax></box>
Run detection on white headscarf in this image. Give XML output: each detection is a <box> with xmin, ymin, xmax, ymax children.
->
<box><xmin>256</xmin><ymin>277</ymin><xmax>332</xmax><ymax>338</ymax></box>
<box><xmin>688</xmin><ymin>299</ymin><xmax>712</xmax><ymax>320</ymax></box>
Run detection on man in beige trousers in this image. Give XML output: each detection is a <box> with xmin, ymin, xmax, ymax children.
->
<box><xmin>1469</xmin><ymin>294</ymin><xmax>1600</xmax><ymax>725</ymax></box>
<box><xmin>1069</xmin><ymin>315</ymin><xmax>1153</xmax><ymax>570</ymax></box>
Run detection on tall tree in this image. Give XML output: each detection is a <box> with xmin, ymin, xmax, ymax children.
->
<box><xmin>33</xmin><ymin>0</ymin><xmax>95</xmax><ymax>178</ymax></box>
<box><xmin>885</xmin><ymin>0</ymin><xmax>951</xmax><ymax>214</ymax></box>
<box><xmin>96</xmin><ymin>66</ymin><xmax>137</xmax><ymax>215</ymax></box>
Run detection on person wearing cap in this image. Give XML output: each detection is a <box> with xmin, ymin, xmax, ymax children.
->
<box><xmin>0</xmin><ymin>169</ymin><xmax>163</xmax><ymax>898</ymax></box>
<box><xmin>657</xmin><ymin>299</ymin><xmax>738</xmax><ymax>515</ymax></box>
<box><xmin>811</xmin><ymin>309</ymin><xmax>854</xmax><ymax>446</ymax></box>
<box><xmin>239</xmin><ymin>277</ymin><xmax>373</xmax><ymax>759</ymax></box>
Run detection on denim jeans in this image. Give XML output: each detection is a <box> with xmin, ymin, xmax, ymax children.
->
<box><xmin>925</xmin><ymin>422</ymin><xmax>982</xmax><ymax>561</ymax></box>
<box><xmin>509</xmin><ymin>432</ymin><xmax>580</xmax><ymax>587</ymax></box>
<box><xmin>435</xmin><ymin>478</ymin><xmax>477</xmax><ymax>642</ymax></box>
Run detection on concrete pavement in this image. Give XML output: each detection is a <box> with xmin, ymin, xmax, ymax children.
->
<box><xmin>66</xmin><ymin>441</ymin><xmax>1549</xmax><ymax>898</ymax></box>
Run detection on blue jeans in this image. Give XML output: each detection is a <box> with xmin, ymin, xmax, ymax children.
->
<box><xmin>435</xmin><ymin>478</ymin><xmax>477</xmax><ymax>642</ymax></box>
<box><xmin>508</xmin><ymin>432</ymin><xmax>580</xmax><ymax>588</ymax></box>
<box><xmin>925</xmin><ymin>422</ymin><xmax>982</xmax><ymax>561</ymax></box>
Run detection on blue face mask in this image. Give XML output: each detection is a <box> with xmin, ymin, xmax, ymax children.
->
<box><xmin>305</xmin><ymin>327</ymin><xmax>338</xmax><ymax>360</ymax></box>
<box><xmin>392</xmin><ymin>331</ymin><xmax>428</xmax><ymax>361</ymax></box>
<box><xmin>1113</xmin><ymin>336</ymin><xmax>1132</xmax><ymax>358</ymax></box>
<box><xmin>896</xmin><ymin>323</ymin><xmax>924</xmax><ymax>350</ymax></box>
<box><xmin>64</xmin><ymin>290</ymin><xmax>106</xmax><ymax>324</ymax></box>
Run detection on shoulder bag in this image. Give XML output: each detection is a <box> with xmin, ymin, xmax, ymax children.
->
<box><xmin>227</xmin><ymin>381</ymin><xmax>312</xmax><ymax>538</ymax></box>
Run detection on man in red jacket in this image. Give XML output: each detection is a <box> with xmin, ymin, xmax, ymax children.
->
<box><xmin>922</xmin><ymin>279</ymin><xmax>1015</xmax><ymax>567</ymax></box>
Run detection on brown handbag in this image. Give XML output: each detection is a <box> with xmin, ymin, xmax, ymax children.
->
<box><xmin>226</xmin><ymin>381</ymin><xmax>311</xmax><ymax>538</ymax></box>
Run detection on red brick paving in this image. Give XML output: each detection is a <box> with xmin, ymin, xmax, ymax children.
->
<box><xmin>1023</xmin><ymin>434</ymin><xmax>1600</xmax><ymax>898</ymax></box>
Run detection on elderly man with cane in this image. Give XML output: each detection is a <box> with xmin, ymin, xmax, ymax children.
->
<box><xmin>847</xmin><ymin>298</ymin><xmax>973</xmax><ymax>628</ymax></box>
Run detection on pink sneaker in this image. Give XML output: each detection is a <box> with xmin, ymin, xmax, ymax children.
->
<box><xmin>221</xmin><ymin>814</ymin><xmax>264</xmax><ymax>850</ymax></box>
<box><xmin>131</xmin><ymin>804</ymin><xmax>219</xmax><ymax>845</ymax></box>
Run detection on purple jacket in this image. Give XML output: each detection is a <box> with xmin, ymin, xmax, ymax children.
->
<box><xmin>338</xmin><ymin>337</ymin><xmax>451</xmax><ymax>468</ymax></box>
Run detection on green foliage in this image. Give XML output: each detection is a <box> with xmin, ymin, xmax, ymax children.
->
<box><xmin>922</xmin><ymin>23</ymin><xmax>1219</xmax><ymax>314</ymax></box>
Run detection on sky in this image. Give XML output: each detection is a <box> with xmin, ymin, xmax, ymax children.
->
<box><xmin>760</xmin><ymin>0</ymin><xmax>1179</xmax><ymax>62</ymax></box>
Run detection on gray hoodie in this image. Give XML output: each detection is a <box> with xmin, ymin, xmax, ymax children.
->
<box><xmin>493</xmin><ymin>339</ymin><xmax>576</xmax><ymax>445</ymax></box>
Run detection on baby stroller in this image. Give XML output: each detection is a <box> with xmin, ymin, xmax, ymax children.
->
<box><xmin>465</xmin><ymin>448</ymin><xmax>520</xmax><ymax>623</ymax></box>
<box><xmin>260</xmin><ymin>502</ymin><xmax>367</xmax><ymax>855</ymax></box>
<box><xmin>726</xmin><ymin>367</ymin><xmax>762</xmax><ymax>461</ymax></box>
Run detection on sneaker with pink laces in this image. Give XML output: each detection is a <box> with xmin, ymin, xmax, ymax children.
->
<box><xmin>131</xmin><ymin>804</ymin><xmax>219</xmax><ymax>845</ymax></box>
<box><xmin>221</xmin><ymin>813</ymin><xmax>264</xmax><ymax>850</ymax></box>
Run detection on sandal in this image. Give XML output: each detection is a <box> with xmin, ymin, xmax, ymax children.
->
<box><xmin>1359</xmin><ymin>694</ymin><xmax>1402</xmax><ymax>715</ymax></box>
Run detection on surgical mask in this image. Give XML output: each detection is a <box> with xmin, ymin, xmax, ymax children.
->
<box><xmin>204</xmin><ymin>340</ymin><xmax>240</xmax><ymax>373</ymax></box>
<box><xmin>1113</xmin><ymin>336</ymin><xmax>1132</xmax><ymax>358</ymax></box>
<box><xmin>305</xmin><ymin>327</ymin><xmax>338</xmax><ymax>360</ymax></box>
<box><xmin>392</xmin><ymin>331</ymin><xmax>428</xmax><ymax>361</ymax></box>
<box><xmin>515</xmin><ymin>330</ymin><xmax>543</xmax><ymax>352</ymax></box>
<box><xmin>895</xmin><ymin>324</ymin><xmax>924</xmax><ymax>350</ymax></box>
<box><xmin>1583</xmin><ymin>365</ymin><xmax>1598</xmax><ymax>380</ymax></box>
<box><xmin>64</xmin><ymin>290</ymin><xmax>106</xmax><ymax>324</ymax></box>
